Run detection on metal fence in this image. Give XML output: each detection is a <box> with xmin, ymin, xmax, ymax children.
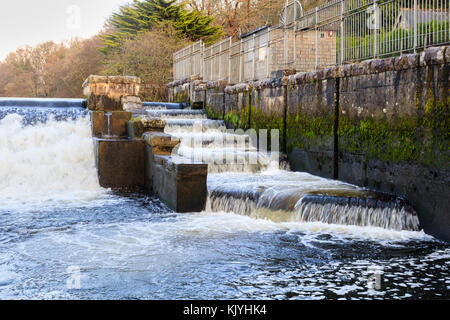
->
<box><xmin>173</xmin><ymin>0</ymin><xmax>449</xmax><ymax>82</ymax></box>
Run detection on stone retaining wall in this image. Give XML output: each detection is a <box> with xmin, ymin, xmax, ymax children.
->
<box><xmin>168</xmin><ymin>46</ymin><xmax>450</xmax><ymax>241</ymax></box>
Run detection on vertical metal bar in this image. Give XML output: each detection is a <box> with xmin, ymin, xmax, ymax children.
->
<box><xmin>414</xmin><ymin>0</ymin><xmax>417</xmax><ymax>52</ymax></box>
<box><xmin>239</xmin><ymin>39</ymin><xmax>243</xmax><ymax>83</ymax></box>
<box><xmin>293</xmin><ymin>1</ymin><xmax>297</xmax><ymax>69</ymax></box>
<box><xmin>340</xmin><ymin>0</ymin><xmax>344</xmax><ymax>64</ymax></box>
<box><xmin>228</xmin><ymin>37</ymin><xmax>232</xmax><ymax>83</ymax></box>
<box><xmin>315</xmin><ymin>7</ymin><xmax>319</xmax><ymax>70</ymax></box>
<box><xmin>267</xmin><ymin>28</ymin><xmax>271</xmax><ymax>78</ymax></box>
<box><xmin>373</xmin><ymin>0</ymin><xmax>378</xmax><ymax>58</ymax></box>
<box><xmin>253</xmin><ymin>34</ymin><xmax>257</xmax><ymax>80</ymax></box>
<box><xmin>200</xmin><ymin>41</ymin><xmax>203</xmax><ymax>79</ymax></box>
<box><xmin>219</xmin><ymin>42</ymin><xmax>222</xmax><ymax>80</ymax></box>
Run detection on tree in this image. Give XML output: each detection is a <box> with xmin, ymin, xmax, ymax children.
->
<box><xmin>44</xmin><ymin>37</ymin><xmax>104</xmax><ymax>98</ymax></box>
<box><xmin>0</xmin><ymin>37</ymin><xmax>105</xmax><ymax>98</ymax></box>
<box><xmin>102</xmin><ymin>23</ymin><xmax>190</xmax><ymax>101</ymax></box>
<box><xmin>183</xmin><ymin>0</ymin><xmax>287</xmax><ymax>38</ymax></box>
<box><xmin>101</xmin><ymin>0</ymin><xmax>222</xmax><ymax>53</ymax></box>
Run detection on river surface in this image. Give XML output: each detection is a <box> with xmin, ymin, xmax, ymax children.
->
<box><xmin>0</xmin><ymin>104</ymin><xmax>448</xmax><ymax>300</ymax></box>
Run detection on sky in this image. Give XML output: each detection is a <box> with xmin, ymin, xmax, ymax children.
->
<box><xmin>0</xmin><ymin>0</ymin><xmax>130</xmax><ymax>60</ymax></box>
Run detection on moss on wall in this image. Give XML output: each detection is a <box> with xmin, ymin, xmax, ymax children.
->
<box><xmin>338</xmin><ymin>97</ymin><xmax>449</xmax><ymax>167</ymax></box>
<box><xmin>173</xmin><ymin>91</ymin><xmax>189</xmax><ymax>103</ymax></box>
<box><xmin>286</xmin><ymin>106</ymin><xmax>335</xmax><ymax>154</ymax></box>
<box><xmin>205</xmin><ymin>105</ymin><xmax>223</xmax><ymax>120</ymax></box>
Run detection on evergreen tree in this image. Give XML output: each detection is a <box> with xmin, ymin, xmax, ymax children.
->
<box><xmin>101</xmin><ymin>0</ymin><xmax>222</xmax><ymax>53</ymax></box>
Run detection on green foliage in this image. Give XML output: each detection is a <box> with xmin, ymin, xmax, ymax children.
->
<box><xmin>205</xmin><ymin>105</ymin><xmax>223</xmax><ymax>120</ymax></box>
<box><xmin>341</xmin><ymin>19</ymin><xmax>449</xmax><ymax>61</ymax></box>
<box><xmin>286</xmin><ymin>108</ymin><xmax>334</xmax><ymax>152</ymax></box>
<box><xmin>101</xmin><ymin>0</ymin><xmax>222</xmax><ymax>54</ymax></box>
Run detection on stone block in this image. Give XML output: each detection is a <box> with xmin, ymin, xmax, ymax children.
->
<box><xmin>140</xmin><ymin>116</ymin><xmax>166</xmax><ymax>132</ymax></box>
<box><xmin>90</xmin><ymin>111</ymin><xmax>132</xmax><ymax>138</ymax></box>
<box><xmin>127</xmin><ymin>120</ymin><xmax>144</xmax><ymax>139</ymax></box>
<box><xmin>94</xmin><ymin>139</ymin><xmax>145</xmax><ymax>188</ymax></box>
<box><xmin>143</xmin><ymin>132</ymin><xmax>180</xmax><ymax>155</ymax></box>
<box><xmin>122</xmin><ymin>96</ymin><xmax>143</xmax><ymax>113</ymax></box>
<box><xmin>83</xmin><ymin>75</ymin><xmax>141</xmax><ymax>111</ymax></box>
<box><xmin>146</xmin><ymin>154</ymin><xmax>208</xmax><ymax>213</ymax></box>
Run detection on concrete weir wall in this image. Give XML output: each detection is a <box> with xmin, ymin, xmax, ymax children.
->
<box><xmin>84</xmin><ymin>75</ymin><xmax>207</xmax><ymax>212</ymax></box>
<box><xmin>168</xmin><ymin>46</ymin><xmax>450</xmax><ymax>241</ymax></box>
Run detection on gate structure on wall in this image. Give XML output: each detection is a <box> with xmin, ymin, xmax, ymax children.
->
<box><xmin>173</xmin><ymin>0</ymin><xmax>449</xmax><ymax>83</ymax></box>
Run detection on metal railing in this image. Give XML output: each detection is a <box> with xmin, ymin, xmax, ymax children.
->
<box><xmin>173</xmin><ymin>0</ymin><xmax>449</xmax><ymax>82</ymax></box>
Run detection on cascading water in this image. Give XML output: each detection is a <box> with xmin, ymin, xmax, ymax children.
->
<box><xmin>0</xmin><ymin>98</ymin><xmax>107</xmax><ymax>210</ymax></box>
<box><xmin>145</xmin><ymin>106</ymin><xmax>421</xmax><ymax>232</ymax></box>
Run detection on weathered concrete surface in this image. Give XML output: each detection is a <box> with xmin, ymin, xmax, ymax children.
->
<box><xmin>143</xmin><ymin>130</ymin><xmax>207</xmax><ymax>212</ymax></box>
<box><xmin>168</xmin><ymin>46</ymin><xmax>450</xmax><ymax>241</ymax></box>
<box><xmin>83</xmin><ymin>75</ymin><xmax>141</xmax><ymax>111</ymax></box>
<box><xmin>147</xmin><ymin>155</ymin><xmax>208</xmax><ymax>212</ymax></box>
<box><xmin>94</xmin><ymin>139</ymin><xmax>145</xmax><ymax>188</ymax></box>
<box><xmin>90</xmin><ymin>111</ymin><xmax>132</xmax><ymax>138</ymax></box>
<box><xmin>127</xmin><ymin>120</ymin><xmax>144</xmax><ymax>139</ymax></box>
<box><xmin>121</xmin><ymin>95</ymin><xmax>143</xmax><ymax>113</ymax></box>
<box><xmin>141</xmin><ymin>116</ymin><xmax>166</xmax><ymax>133</ymax></box>
<box><xmin>144</xmin><ymin>132</ymin><xmax>180</xmax><ymax>155</ymax></box>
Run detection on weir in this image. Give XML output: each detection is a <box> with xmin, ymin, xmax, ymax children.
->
<box><xmin>144</xmin><ymin>102</ymin><xmax>421</xmax><ymax>232</ymax></box>
<box><xmin>0</xmin><ymin>75</ymin><xmax>421</xmax><ymax>233</ymax></box>
<box><xmin>0</xmin><ymin>98</ymin><xmax>88</xmax><ymax>125</ymax></box>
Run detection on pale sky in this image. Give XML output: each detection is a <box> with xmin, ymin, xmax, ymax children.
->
<box><xmin>0</xmin><ymin>0</ymin><xmax>131</xmax><ymax>60</ymax></box>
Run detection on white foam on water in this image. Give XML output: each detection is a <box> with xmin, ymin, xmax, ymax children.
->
<box><xmin>0</xmin><ymin>114</ymin><xmax>110</xmax><ymax>211</ymax></box>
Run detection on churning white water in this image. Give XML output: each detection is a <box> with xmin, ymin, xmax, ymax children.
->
<box><xmin>0</xmin><ymin>114</ymin><xmax>107</xmax><ymax>210</ymax></box>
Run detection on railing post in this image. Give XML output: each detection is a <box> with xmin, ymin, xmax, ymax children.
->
<box><xmin>267</xmin><ymin>28</ymin><xmax>271</xmax><ymax>78</ymax></box>
<box><xmin>373</xmin><ymin>0</ymin><xmax>378</xmax><ymax>58</ymax></box>
<box><xmin>210</xmin><ymin>47</ymin><xmax>213</xmax><ymax>81</ymax></box>
<box><xmin>239</xmin><ymin>39</ymin><xmax>243</xmax><ymax>83</ymax></box>
<box><xmin>340</xmin><ymin>0</ymin><xmax>344</xmax><ymax>64</ymax></box>
<box><xmin>413</xmin><ymin>0</ymin><xmax>417</xmax><ymax>53</ymax></box>
<box><xmin>315</xmin><ymin>7</ymin><xmax>318</xmax><ymax>70</ymax></box>
<box><xmin>293</xmin><ymin>1</ymin><xmax>297</xmax><ymax>69</ymax></box>
<box><xmin>253</xmin><ymin>34</ymin><xmax>257</xmax><ymax>80</ymax></box>
<box><xmin>219</xmin><ymin>42</ymin><xmax>222</xmax><ymax>81</ymax></box>
<box><xmin>200</xmin><ymin>40</ymin><xmax>204</xmax><ymax>79</ymax></box>
<box><xmin>283</xmin><ymin>0</ymin><xmax>288</xmax><ymax>69</ymax></box>
<box><xmin>228</xmin><ymin>37</ymin><xmax>232</xmax><ymax>83</ymax></box>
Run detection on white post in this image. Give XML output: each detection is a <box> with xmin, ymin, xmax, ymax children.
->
<box><xmin>239</xmin><ymin>39</ymin><xmax>243</xmax><ymax>83</ymax></box>
<box><xmin>293</xmin><ymin>0</ymin><xmax>297</xmax><ymax>69</ymax></box>
<box><xmin>340</xmin><ymin>0</ymin><xmax>344</xmax><ymax>64</ymax></box>
<box><xmin>413</xmin><ymin>0</ymin><xmax>417</xmax><ymax>53</ymax></box>
<box><xmin>284</xmin><ymin>0</ymin><xmax>289</xmax><ymax>69</ymax></box>
<box><xmin>219</xmin><ymin>42</ymin><xmax>222</xmax><ymax>80</ymax></box>
<box><xmin>267</xmin><ymin>28</ymin><xmax>271</xmax><ymax>78</ymax></box>
<box><xmin>315</xmin><ymin>7</ymin><xmax>318</xmax><ymax>70</ymax></box>
<box><xmin>228</xmin><ymin>37</ymin><xmax>232</xmax><ymax>83</ymax></box>
<box><xmin>373</xmin><ymin>0</ymin><xmax>378</xmax><ymax>58</ymax></box>
<box><xmin>200</xmin><ymin>40</ymin><xmax>204</xmax><ymax>79</ymax></box>
<box><xmin>253</xmin><ymin>34</ymin><xmax>257</xmax><ymax>80</ymax></box>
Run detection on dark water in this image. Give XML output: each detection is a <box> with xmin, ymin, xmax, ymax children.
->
<box><xmin>0</xmin><ymin>193</ymin><xmax>448</xmax><ymax>300</ymax></box>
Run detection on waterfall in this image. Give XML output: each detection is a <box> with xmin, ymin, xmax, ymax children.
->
<box><xmin>144</xmin><ymin>103</ymin><xmax>421</xmax><ymax>232</ymax></box>
<box><xmin>0</xmin><ymin>99</ymin><xmax>106</xmax><ymax>210</ymax></box>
